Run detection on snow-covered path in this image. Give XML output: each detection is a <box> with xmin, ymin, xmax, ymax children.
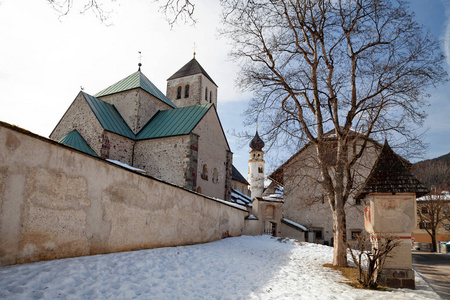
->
<box><xmin>0</xmin><ymin>236</ymin><xmax>439</xmax><ymax>299</ymax></box>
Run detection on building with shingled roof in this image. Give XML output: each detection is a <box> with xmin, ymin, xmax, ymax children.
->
<box><xmin>50</xmin><ymin>57</ymin><xmax>233</xmax><ymax>201</ymax></box>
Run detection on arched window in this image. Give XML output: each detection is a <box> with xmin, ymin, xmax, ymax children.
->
<box><xmin>184</xmin><ymin>85</ymin><xmax>190</xmax><ymax>98</ymax></box>
<box><xmin>205</xmin><ymin>87</ymin><xmax>208</xmax><ymax>100</ymax></box>
<box><xmin>213</xmin><ymin>168</ymin><xmax>218</xmax><ymax>183</ymax></box>
<box><xmin>197</xmin><ymin>186</ymin><xmax>202</xmax><ymax>194</ymax></box>
<box><xmin>176</xmin><ymin>86</ymin><xmax>182</xmax><ymax>99</ymax></box>
<box><xmin>210</xmin><ymin>91</ymin><xmax>212</xmax><ymax>103</ymax></box>
<box><xmin>201</xmin><ymin>164</ymin><xmax>208</xmax><ymax>180</ymax></box>
<box><xmin>258</xmin><ymin>165</ymin><xmax>264</xmax><ymax>173</ymax></box>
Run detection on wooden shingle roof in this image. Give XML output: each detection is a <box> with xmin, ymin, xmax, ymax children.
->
<box><xmin>355</xmin><ymin>141</ymin><xmax>429</xmax><ymax>200</ymax></box>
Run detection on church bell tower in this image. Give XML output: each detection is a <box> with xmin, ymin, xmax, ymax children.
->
<box><xmin>248</xmin><ymin>130</ymin><xmax>265</xmax><ymax>198</ymax></box>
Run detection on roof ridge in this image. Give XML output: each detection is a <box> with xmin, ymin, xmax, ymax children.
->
<box><xmin>167</xmin><ymin>58</ymin><xmax>217</xmax><ymax>86</ymax></box>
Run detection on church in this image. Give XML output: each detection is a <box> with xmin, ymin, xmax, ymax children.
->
<box><xmin>50</xmin><ymin>57</ymin><xmax>234</xmax><ymax>201</ymax></box>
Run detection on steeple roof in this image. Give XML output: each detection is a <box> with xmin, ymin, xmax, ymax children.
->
<box><xmin>58</xmin><ymin>129</ymin><xmax>99</xmax><ymax>157</ymax></box>
<box><xmin>249</xmin><ymin>130</ymin><xmax>265</xmax><ymax>151</ymax></box>
<box><xmin>167</xmin><ymin>57</ymin><xmax>217</xmax><ymax>86</ymax></box>
<box><xmin>355</xmin><ymin>141</ymin><xmax>429</xmax><ymax>200</ymax></box>
<box><xmin>95</xmin><ymin>71</ymin><xmax>176</xmax><ymax>108</ymax></box>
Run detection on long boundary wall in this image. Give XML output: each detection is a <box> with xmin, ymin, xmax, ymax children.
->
<box><xmin>0</xmin><ymin>122</ymin><xmax>248</xmax><ymax>267</ymax></box>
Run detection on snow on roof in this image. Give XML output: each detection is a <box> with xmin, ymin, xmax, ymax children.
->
<box><xmin>210</xmin><ymin>196</ymin><xmax>248</xmax><ymax>211</ymax></box>
<box><xmin>231</xmin><ymin>189</ymin><xmax>253</xmax><ymax>207</ymax></box>
<box><xmin>106</xmin><ymin>159</ymin><xmax>146</xmax><ymax>173</ymax></box>
<box><xmin>417</xmin><ymin>192</ymin><xmax>450</xmax><ymax>201</ymax></box>
<box><xmin>281</xmin><ymin>218</ymin><xmax>308</xmax><ymax>231</ymax></box>
<box><xmin>245</xmin><ymin>214</ymin><xmax>258</xmax><ymax>220</ymax></box>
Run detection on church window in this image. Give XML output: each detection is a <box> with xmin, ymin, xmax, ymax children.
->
<box><xmin>213</xmin><ymin>168</ymin><xmax>218</xmax><ymax>183</ymax></box>
<box><xmin>205</xmin><ymin>87</ymin><xmax>208</xmax><ymax>100</ymax></box>
<box><xmin>201</xmin><ymin>164</ymin><xmax>208</xmax><ymax>180</ymax></box>
<box><xmin>258</xmin><ymin>165</ymin><xmax>263</xmax><ymax>173</ymax></box>
<box><xmin>176</xmin><ymin>86</ymin><xmax>182</xmax><ymax>99</ymax></box>
<box><xmin>210</xmin><ymin>91</ymin><xmax>212</xmax><ymax>103</ymax></box>
<box><xmin>185</xmin><ymin>85</ymin><xmax>190</xmax><ymax>98</ymax></box>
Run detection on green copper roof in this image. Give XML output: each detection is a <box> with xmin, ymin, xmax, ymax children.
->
<box><xmin>137</xmin><ymin>104</ymin><xmax>212</xmax><ymax>140</ymax></box>
<box><xmin>82</xmin><ymin>92</ymin><xmax>136</xmax><ymax>139</ymax></box>
<box><xmin>95</xmin><ymin>71</ymin><xmax>176</xmax><ymax>108</ymax></box>
<box><xmin>58</xmin><ymin>130</ymin><xmax>99</xmax><ymax>157</ymax></box>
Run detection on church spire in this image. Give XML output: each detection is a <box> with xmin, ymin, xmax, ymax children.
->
<box><xmin>248</xmin><ymin>129</ymin><xmax>265</xmax><ymax>199</ymax></box>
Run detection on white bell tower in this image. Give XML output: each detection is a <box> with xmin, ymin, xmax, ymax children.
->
<box><xmin>248</xmin><ymin>130</ymin><xmax>265</xmax><ymax>198</ymax></box>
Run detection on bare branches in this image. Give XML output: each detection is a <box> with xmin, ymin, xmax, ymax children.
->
<box><xmin>157</xmin><ymin>0</ymin><xmax>196</xmax><ymax>27</ymax></box>
<box><xmin>221</xmin><ymin>0</ymin><xmax>447</xmax><ymax>267</ymax></box>
<box><xmin>46</xmin><ymin>0</ymin><xmax>114</xmax><ymax>23</ymax></box>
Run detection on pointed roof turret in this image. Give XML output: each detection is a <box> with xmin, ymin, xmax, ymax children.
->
<box><xmin>355</xmin><ymin>141</ymin><xmax>429</xmax><ymax>200</ymax></box>
<box><xmin>167</xmin><ymin>57</ymin><xmax>217</xmax><ymax>86</ymax></box>
<box><xmin>95</xmin><ymin>71</ymin><xmax>176</xmax><ymax>108</ymax></box>
<box><xmin>249</xmin><ymin>130</ymin><xmax>265</xmax><ymax>151</ymax></box>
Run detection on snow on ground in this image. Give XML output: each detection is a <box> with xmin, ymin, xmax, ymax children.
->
<box><xmin>0</xmin><ymin>236</ymin><xmax>440</xmax><ymax>299</ymax></box>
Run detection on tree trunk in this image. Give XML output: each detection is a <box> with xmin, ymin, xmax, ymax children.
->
<box><xmin>333</xmin><ymin>205</ymin><xmax>348</xmax><ymax>266</ymax></box>
<box><xmin>431</xmin><ymin>231</ymin><xmax>437</xmax><ymax>252</ymax></box>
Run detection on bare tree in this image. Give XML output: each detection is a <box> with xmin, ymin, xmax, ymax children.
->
<box><xmin>348</xmin><ymin>233</ymin><xmax>399</xmax><ymax>289</ymax></box>
<box><xmin>220</xmin><ymin>0</ymin><xmax>447</xmax><ymax>266</ymax></box>
<box><xmin>416</xmin><ymin>190</ymin><xmax>450</xmax><ymax>252</ymax></box>
<box><xmin>46</xmin><ymin>0</ymin><xmax>197</xmax><ymax>25</ymax></box>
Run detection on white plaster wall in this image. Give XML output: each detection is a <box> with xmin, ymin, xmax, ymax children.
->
<box><xmin>0</xmin><ymin>123</ymin><xmax>247</xmax><ymax>267</ymax></box>
<box><xmin>49</xmin><ymin>92</ymin><xmax>104</xmax><ymax>154</ymax></box>
<box><xmin>281</xmin><ymin>141</ymin><xmax>379</xmax><ymax>244</ymax></box>
<box><xmin>193</xmin><ymin>108</ymin><xmax>230</xmax><ymax>200</ymax></box>
<box><xmin>249</xmin><ymin>151</ymin><xmax>265</xmax><ymax>198</ymax></box>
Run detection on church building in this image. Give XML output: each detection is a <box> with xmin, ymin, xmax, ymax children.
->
<box><xmin>50</xmin><ymin>57</ymin><xmax>233</xmax><ymax>201</ymax></box>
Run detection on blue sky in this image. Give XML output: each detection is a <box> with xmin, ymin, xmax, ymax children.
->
<box><xmin>0</xmin><ymin>0</ymin><xmax>449</xmax><ymax>178</ymax></box>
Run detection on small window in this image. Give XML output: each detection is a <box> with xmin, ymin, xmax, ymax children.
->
<box><xmin>201</xmin><ymin>164</ymin><xmax>208</xmax><ymax>180</ymax></box>
<box><xmin>184</xmin><ymin>85</ymin><xmax>190</xmax><ymax>98</ymax></box>
<box><xmin>213</xmin><ymin>168</ymin><xmax>218</xmax><ymax>183</ymax></box>
<box><xmin>355</xmin><ymin>198</ymin><xmax>361</xmax><ymax>205</ymax></box>
<box><xmin>205</xmin><ymin>87</ymin><xmax>208</xmax><ymax>100</ymax></box>
<box><xmin>419</xmin><ymin>221</ymin><xmax>431</xmax><ymax>229</ymax></box>
<box><xmin>176</xmin><ymin>86</ymin><xmax>182</xmax><ymax>99</ymax></box>
<box><xmin>210</xmin><ymin>91</ymin><xmax>212</xmax><ymax>103</ymax></box>
<box><xmin>421</xmin><ymin>206</ymin><xmax>428</xmax><ymax>214</ymax></box>
<box><xmin>258</xmin><ymin>165</ymin><xmax>263</xmax><ymax>173</ymax></box>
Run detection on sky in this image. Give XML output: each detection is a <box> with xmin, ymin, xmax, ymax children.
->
<box><xmin>0</xmin><ymin>0</ymin><xmax>449</xmax><ymax>178</ymax></box>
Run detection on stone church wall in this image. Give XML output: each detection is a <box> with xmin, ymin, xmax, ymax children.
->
<box><xmin>133</xmin><ymin>135</ymin><xmax>192</xmax><ymax>187</ymax></box>
<box><xmin>101</xmin><ymin>131</ymin><xmax>134</xmax><ymax>165</ymax></box>
<box><xmin>0</xmin><ymin>123</ymin><xmax>248</xmax><ymax>267</ymax></box>
<box><xmin>49</xmin><ymin>92</ymin><xmax>104</xmax><ymax>154</ymax></box>
<box><xmin>99</xmin><ymin>89</ymin><xmax>172</xmax><ymax>134</ymax></box>
<box><xmin>193</xmin><ymin>108</ymin><xmax>230</xmax><ymax>200</ymax></box>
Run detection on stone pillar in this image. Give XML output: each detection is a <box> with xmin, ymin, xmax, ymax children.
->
<box><xmin>363</xmin><ymin>193</ymin><xmax>417</xmax><ymax>289</ymax></box>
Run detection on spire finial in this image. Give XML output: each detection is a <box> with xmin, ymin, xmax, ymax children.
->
<box><xmin>138</xmin><ymin>51</ymin><xmax>142</xmax><ymax>71</ymax></box>
<box><xmin>193</xmin><ymin>43</ymin><xmax>196</xmax><ymax>58</ymax></box>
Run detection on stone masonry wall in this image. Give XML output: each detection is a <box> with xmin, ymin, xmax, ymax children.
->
<box><xmin>99</xmin><ymin>89</ymin><xmax>172</xmax><ymax>134</ymax></box>
<box><xmin>133</xmin><ymin>135</ymin><xmax>191</xmax><ymax>186</ymax></box>
<box><xmin>0</xmin><ymin>122</ymin><xmax>248</xmax><ymax>267</ymax></box>
<box><xmin>49</xmin><ymin>92</ymin><xmax>104</xmax><ymax>155</ymax></box>
<box><xmin>167</xmin><ymin>74</ymin><xmax>218</xmax><ymax>108</ymax></box>
<box><xmin>193</xmin><ymin>108</ymin><xmax>230</xmax><ymax>200</ymax></box>
<box><xmin>101</xmin><ymin>131</ymin><xmax>135</xmax><ymax>166</ymax></box>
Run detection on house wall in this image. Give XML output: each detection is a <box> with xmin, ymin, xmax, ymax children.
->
<box><xmin>193</xmin><ymin>108</ymin><xmax>231</xmax><ymax>200</ymax></box>
<box><xmin>49</xmin><ymin>92</ymin><xmax>104</xmax><ymax>154</ymax></box>
<box><xmin>281</xmin><ymin>223</ymin><xmax>306</xmax><ymax>241</ymax></box>
<box><xmin>0</xmin><ymin>123</ymin><xmax>247</xmax><ymax>267</ymax></box>
<box><xmin>282</xmin><ymin>141</ymin><xmax>379</xmax><ymax>244</ymax></box>
<box><xmin>167</xmin><ymin>74</ymin><xmax>217</xmax><ymax>108</ymax></box>
<box><xmin>99</xmin><ymin>89</ymin><xmax>173</xmax><ymax>134</ymax></box>
<box><xmin>132</xmin><ymin>135</ymin><xmax>192</xmax><ymax>187</ymax></box>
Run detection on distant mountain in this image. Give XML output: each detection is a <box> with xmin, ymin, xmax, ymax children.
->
<box><xmin>413</xmin><ymin>152</ymin><xmax>450</xmax><ymax>191</ymax></box>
